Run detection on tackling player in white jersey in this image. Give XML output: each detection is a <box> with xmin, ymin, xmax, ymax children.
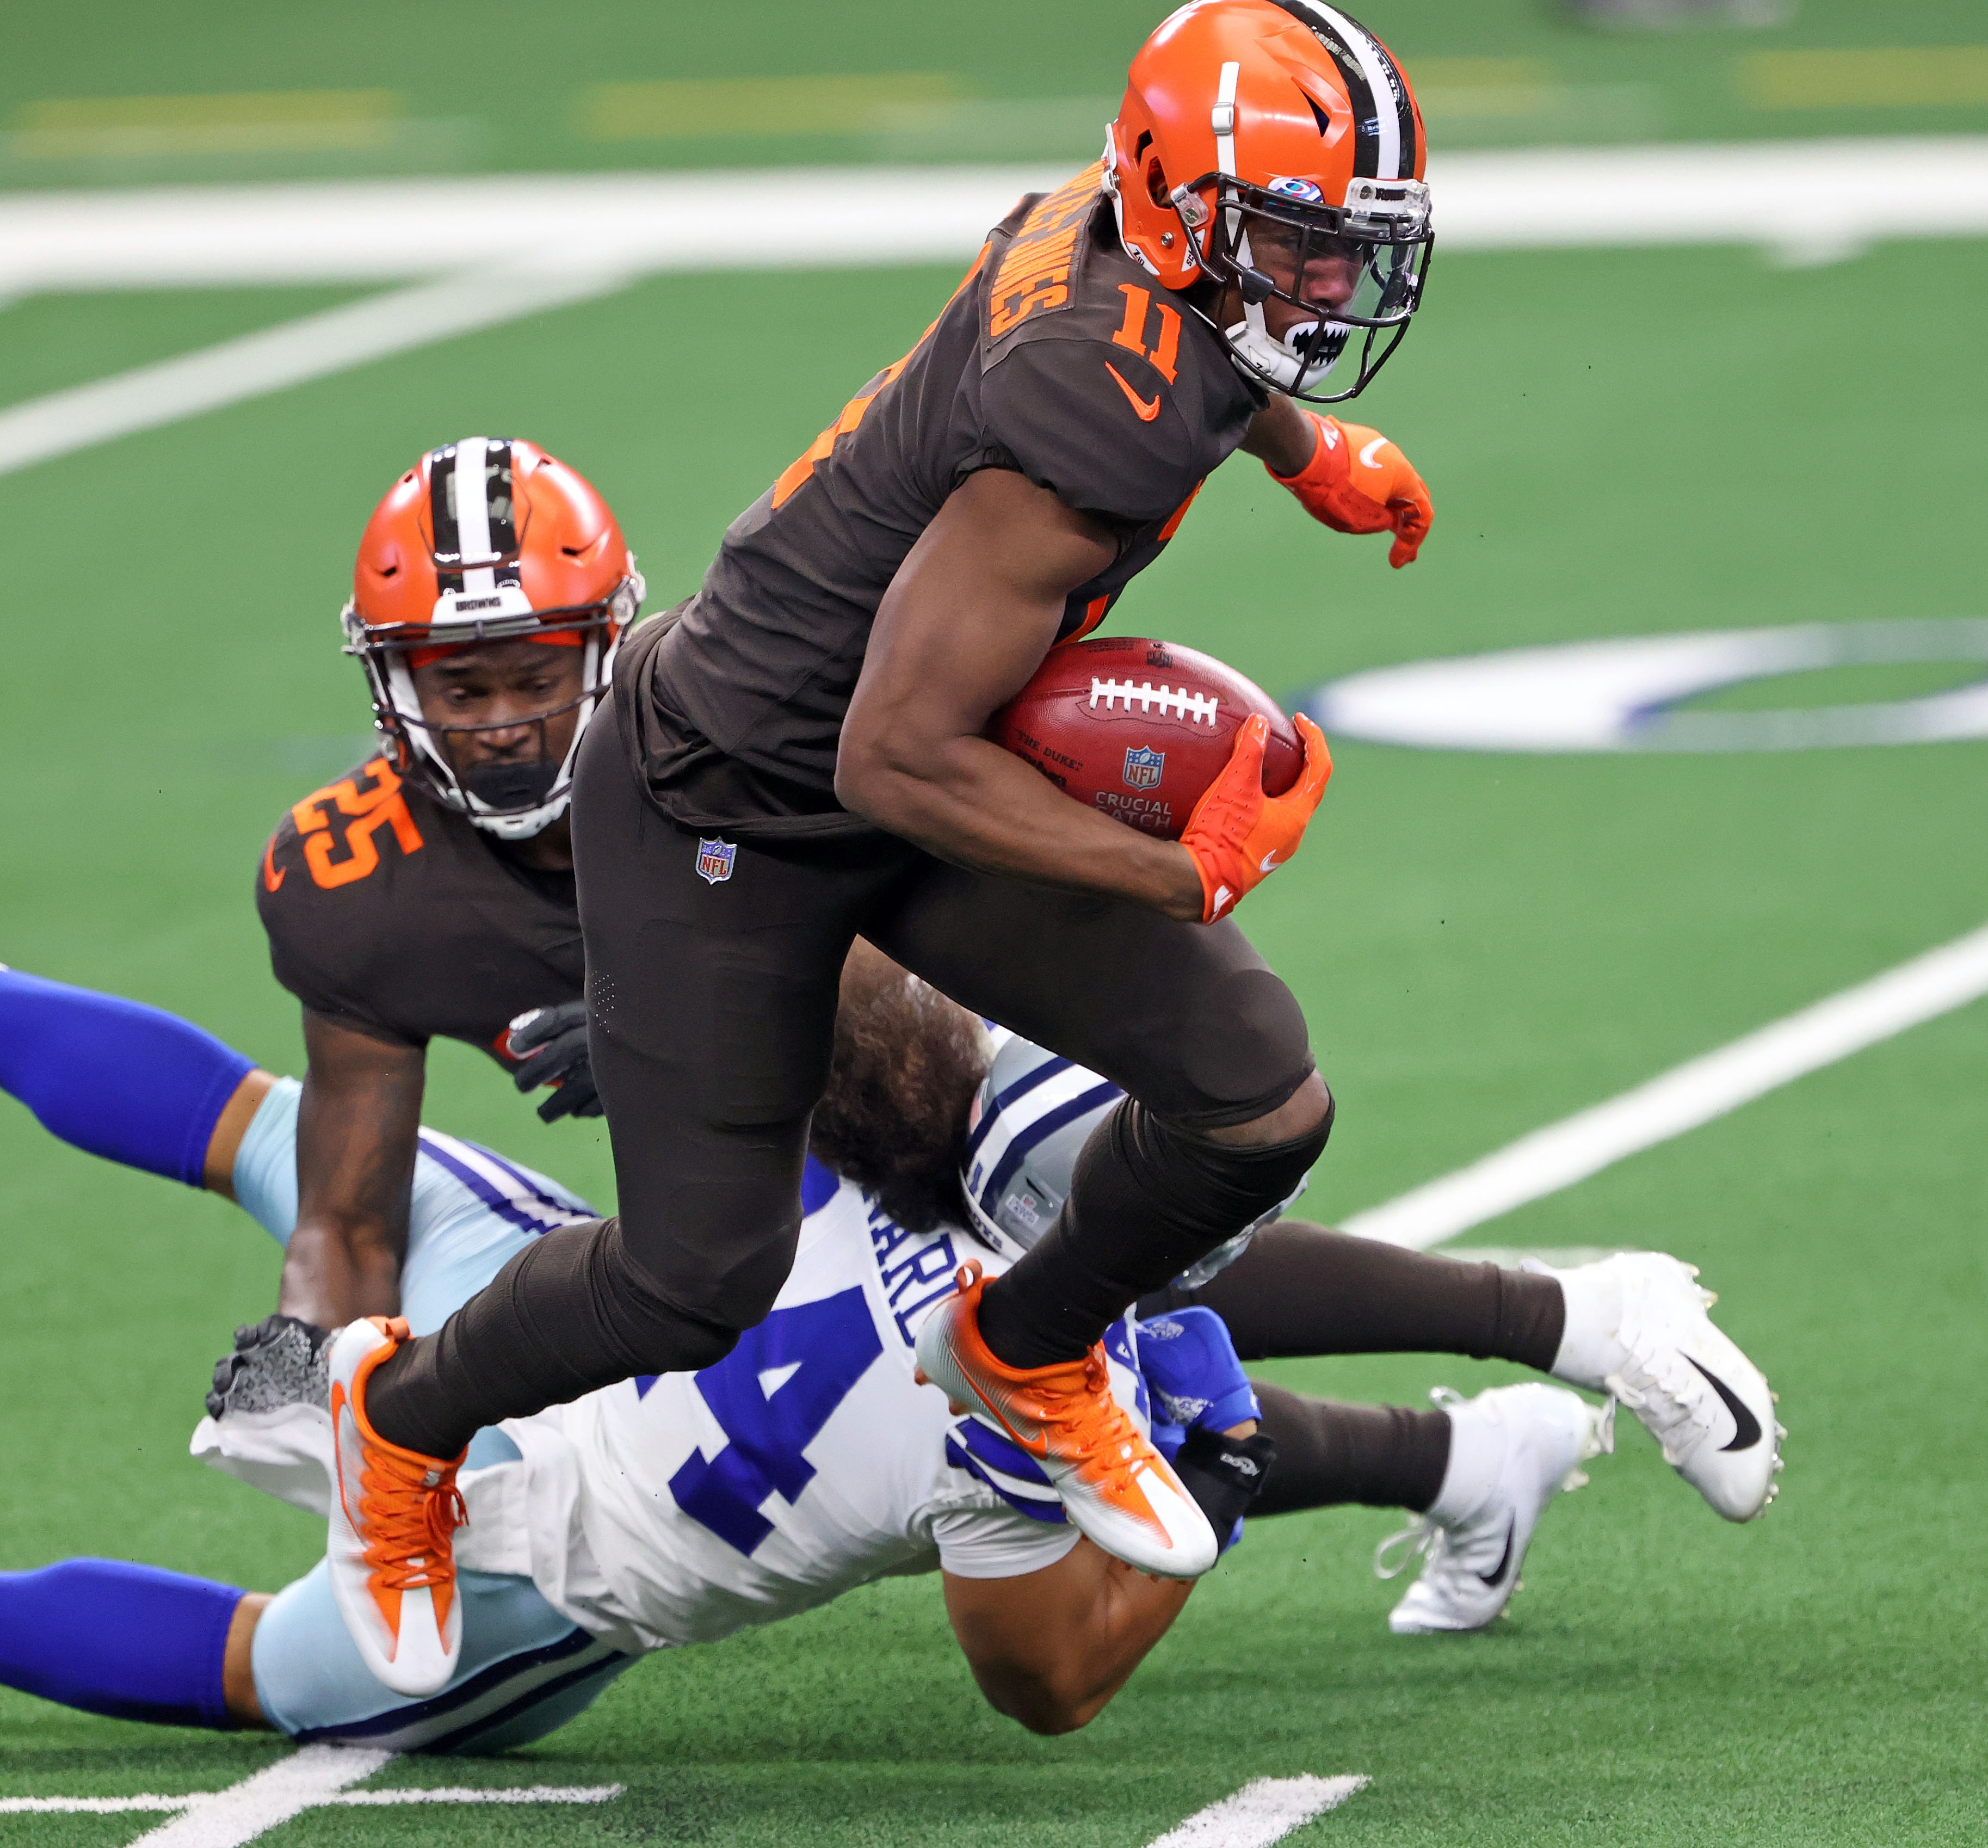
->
<box><xmin>0</xmin><ymin>957</ymin><xmax>1776</xmax><ymax>1746</ymax></box>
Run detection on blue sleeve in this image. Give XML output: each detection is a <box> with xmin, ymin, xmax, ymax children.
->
<box><xmin>0</xmin><ymin>969</ymin><xmax>255</xmax><ymax>1187</ymax></box>
<box><xmin>0</xmin><ymin>1559</ymin><xmax>240</xmax><ymax>1729</ymax></box>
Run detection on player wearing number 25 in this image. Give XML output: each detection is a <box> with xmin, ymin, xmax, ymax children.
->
<box><xmin>332</xmin><ymin>0</ymin><xmax>1442</xmax><ymax>1695</ymax></box>
<box><xmin>255</xmin><ymin>440</ymin><xmax>645</xmax><ymax>1340</ymax></box>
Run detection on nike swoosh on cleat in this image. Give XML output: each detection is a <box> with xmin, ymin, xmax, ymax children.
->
<box><xmin>1685</xmin><ymin>1357</ymin><xmax>1763</xmax><ymax>1451</ymax></box>
<box><xmin>1477</xmin><ymin>1517</ymin><xmax>1516</xmax><ymax>1587</ymax></box>
<box><xmin>1104</xmin><ymin>362</ymin><xmax>1161</xmax><ymax>422</ymax></box>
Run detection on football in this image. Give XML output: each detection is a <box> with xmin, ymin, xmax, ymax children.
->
<box><xmin>991</xmin><ymin>636</ymin><xmax>1303</xmax><ymax>840</ymax></box>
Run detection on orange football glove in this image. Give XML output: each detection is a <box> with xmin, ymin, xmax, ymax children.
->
<box><xmin>1180</xmin><ymin>713</ymin><xmax>1333</xmax><ymax>924</ymax></box>
<box><xmin>1267</xmin><ymin>411</ymin><xmax>1433</xmax><ymax>568</ymax></box>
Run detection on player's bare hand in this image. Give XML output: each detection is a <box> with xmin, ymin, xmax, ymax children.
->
<box><xmin>1179</xmin><ymin>713</ymin><xmax>1333</xmax><ymax>923</ymax></box>
<box><xmin>1268</xmin><ymin>410</ymin><xmax>1433</xmax><ymax>568</ymax></box>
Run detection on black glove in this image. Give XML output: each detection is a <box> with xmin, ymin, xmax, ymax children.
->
<box><xmin>1170</xmin><ymin>1427</ymin><xmax>1277</xmax><ymax>1555</ymax></box>
<box><xmin>507</xmin><ymin>1000</ymin><xmax>602</xmax><ymax>1122</ymax></box>
<box><xmin>207</xmin><ymin>1314</ymin><xmax>332</xmax><ymax>1419</ymax></box>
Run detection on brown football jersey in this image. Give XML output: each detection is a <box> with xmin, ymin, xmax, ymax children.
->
<box><xmin>620</xmin><ymin>164</ymin><xmax>1264</xmax><ymax>836</ymax></box>
<box><xmin>255</xmin><ymin>753</ymin><xmax>582</xmax><ymax>1058</ymax></box>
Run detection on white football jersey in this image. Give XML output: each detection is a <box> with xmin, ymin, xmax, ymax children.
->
<box><xmin>455</xmin><ymin>1160</ymin><xmax>1152</xmax><ymax>1656</ymax></box>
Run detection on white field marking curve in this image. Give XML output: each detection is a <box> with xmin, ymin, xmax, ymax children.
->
<box><xmin>0</xmin><ymin>1745</ymin><xmax>625</xmax><ymax>1846</ymax></box>
<box><xmin>1341</xmin><ymin>920</ymin><xmax>1988</xmax><ymax>1251</ymax></box>
<box><xmin>1144</xmin><ymin>1775</ymin><xmax>1370</xmax><ymax>1848</ymax></box>
<box><xmin>1308</xmin><ymin>620</ymin><xmax>1988</xmax><ymax>755</ymax></box>
<box><xmin>2</xmin><ymin>137</ymin><xmax>1985</xmax><ymax>478</ymax></box>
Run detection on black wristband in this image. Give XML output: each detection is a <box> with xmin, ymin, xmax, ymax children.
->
<box><xmin>1170</xmin><ymin>1427</ymin><xmax>1277</xmax><ymax>1547</ymax></box>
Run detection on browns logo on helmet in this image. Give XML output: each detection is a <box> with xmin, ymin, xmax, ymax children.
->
<box><xmin>342</xmin><ymin>438</ymin><xmax>644</xmax><ymax>840</ymax></box>
<box><xmin>1103</xmin><ymin>0</ymin><xmax>1434</xmax><ymax>401</ymax></box>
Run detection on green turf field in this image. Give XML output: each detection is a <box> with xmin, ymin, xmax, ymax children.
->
<box><xmin>2</xmin><ymin>119</ymin><xmax>1986</xmax><ymax>1848</ymax></box>
<box><xmin>4</xmin><ymin>0</ymin><xmax>1987</xmax><ymax>188</ymax></box>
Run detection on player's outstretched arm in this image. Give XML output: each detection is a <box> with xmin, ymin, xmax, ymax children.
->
<box><xmin>942</xmin><ymin>1539</ymin><xmax>1193</xmax><ymax>1734</ymax></box>
<box><xmin>837</xmin><ymin>467</ymin><xmax>1206</xmax><ymax>921</ymax></box>
<box><xmin>277</xmin><ymin>1009</ymin><xmax>423</xmax><ymax>1326</ymax></box>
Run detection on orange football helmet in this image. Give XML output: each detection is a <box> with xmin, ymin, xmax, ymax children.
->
<box><xmin>1103</xmin><ymin>0</ymin><xmax>1433</xmax><ymax>401</ymax></box>
<box><xmin>341</xmin><ymin>438</ymin><xmax>644</xmax><ymax>839</ymax></box>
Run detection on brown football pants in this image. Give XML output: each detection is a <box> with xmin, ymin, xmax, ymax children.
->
<box><xmin>365</xmin><ymin>694</ymin><xmax>1323</xmax><ymax>1459</ymax></box>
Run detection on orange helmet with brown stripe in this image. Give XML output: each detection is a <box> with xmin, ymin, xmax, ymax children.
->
<box><xmin>341</xmin><ymin>438</ymin><xmax>644</xmax><ymax>840</ymax></box>
<box><xmin>1103</xmin><ymin>0</ymin><xmax>1433</xmax><ymax>401</ymax></box>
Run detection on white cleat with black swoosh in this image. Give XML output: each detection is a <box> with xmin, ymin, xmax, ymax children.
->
<box><xmin>1530</xmin><ymin>1251</ymin><xmax>1784</xmax><ymax>1521</ymax></box>
<box><xmin>1378</xmin><ymin>1383</ymin><xmax>1613</xmax><ymax>1636</ymax></box>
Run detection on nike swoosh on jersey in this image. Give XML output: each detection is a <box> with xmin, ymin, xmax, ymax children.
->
<box><xmin>262</xmin><ymin>840</ymin><xmax>286</xmax><ymax>892</ymax></box>
<box><xmin>1477</xmin><ymin>1516</ymin><xmax>1516</xmax><ymax>1587</ymax></box>
<box><xmin>1358</xmin><ymin>435</ymin><xmax>1389</xmax><ymax>470</ymax></box>
<box><xmin>1684</xmin><ymin>1356</ymin><xmax>1763</xmax><ymax>1451</ymax></box>
<box><xmin>1104</xmin><ymin>362</ymin><xmax>1161</xmax><ymax>422</ymax></box>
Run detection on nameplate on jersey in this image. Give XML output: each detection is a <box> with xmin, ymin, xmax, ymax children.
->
<box><xmin>987</xmin><ymin>162</ymin><xmax>1103</xmax><ymax>342</ymax></box>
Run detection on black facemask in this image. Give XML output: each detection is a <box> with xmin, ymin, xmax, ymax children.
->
<box><xmin>460</xmin><ymin>759</ymin><xmax>561</xmax><ymax>814</ymax></box>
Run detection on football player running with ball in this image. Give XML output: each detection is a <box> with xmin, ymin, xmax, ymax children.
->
<box><xmin>256</xmin><ymin>440</ymin><xmax>642</xmax><ymax>1328</ymax></box>
<box><xmin>328</xmin><ymin>1</ymin><xmax>1468</xmax><ymax>1695</ymax></box>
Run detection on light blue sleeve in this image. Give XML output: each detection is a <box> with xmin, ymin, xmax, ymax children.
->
<box><xmin>227</xmin><ymin>1079</ymin><xmax>595</xmax><ymax>1336</ymax></box>
<box><xmin>230</xmin><ymin>1076</ymin><xmax>302</xmax><ymax>1245</ymax></box>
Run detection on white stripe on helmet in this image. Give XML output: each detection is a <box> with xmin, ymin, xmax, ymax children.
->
<box><xmin>1301</xmin><ymin>2</ymin><xmax>1405</xmax><ymax>180</ymax></box>
<box><xmin>454</xmin><ymin>434</ymin><xmax>496</xmax><ymax>592</ymax></box>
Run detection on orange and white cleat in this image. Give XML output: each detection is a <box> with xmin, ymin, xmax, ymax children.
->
<box><xmin>326</xmin><ymin>1317</ymin><xmax>467</xmax><ymax>1696</ymax></box>
<box><xmin>915</xmin><ymin>1264</ymin><xmax>1218</xmax><ymax>1580</ymax></box>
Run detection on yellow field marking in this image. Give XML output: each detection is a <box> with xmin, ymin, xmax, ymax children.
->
<box><xmin>10</xmin><ymin>91</ymin><xmax>403</xmax><ymax>160</ymax></box>
<box><xmin>1739</xmin><ymin>47</ymin><xmax>1988</xmax><ymax>111</ymax></box>
<box><xmin>579</xmin><ymin>73</ymin><xmax>961</xmax><ymax>141</ymax></box>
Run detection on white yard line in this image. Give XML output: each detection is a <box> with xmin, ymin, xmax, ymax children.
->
<box><xmin>1342</xmin><ymin>920</ymin><xmax>1988</xmax><ymax>1251</ymax></box>
<box><xmin>3</xmin><ymin>139</ymin><xmax>1984</xmax><ymax>294</ymax></box>
<box><xmin>0</xmin><ymin>164</ymin><xmax>1073</xmax><ymax>294</ymax></box>
<box><xmin>1144</xmin><ymin>1775</ymin><xmax>1370</xmax><ymax>1848</ymax></box>
<box><xmin>332</xmin><ymin>1783</ymin><xmax>626</xmax><ymax>1805</ymax></box>
<box><xmin>2</xmin><ymin>137</ymin><xmax>1984</xmax><ymax>479</ymax></box>
<box><xmin>0</xmin><ymin>1749</ymin><xmax>625</xmax><ymax>1841</ymax></box>
<box><xmin>120</xmin><ymin>1746</ymin><xmax>393</xmax><ymax>1847</ymax></box>
<box><xmin>0</xmin><ymin>266</ymin><xmax>628</xmax><ymax>477</ymax></box>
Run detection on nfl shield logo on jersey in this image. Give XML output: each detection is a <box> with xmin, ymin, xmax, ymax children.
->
<box><xmin>695</xmin><ymin>837</ymin><xmax>737</xmax><ymax>885</ymax></box>
<box><xmin>1122</xmin><ymin>746</ymin><xmax>1165</xmax><ymax>791</ymax></box>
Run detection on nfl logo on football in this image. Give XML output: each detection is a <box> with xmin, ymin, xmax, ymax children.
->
<box><xmin>696</xmin><ymin>837</ymin><xmax>737</xmax><ymax>885</ymax></box>
<box><xmin>1122</xmin><ymin>745</ymin><xmax>1165</xmax><ymax>791</ymax></box>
